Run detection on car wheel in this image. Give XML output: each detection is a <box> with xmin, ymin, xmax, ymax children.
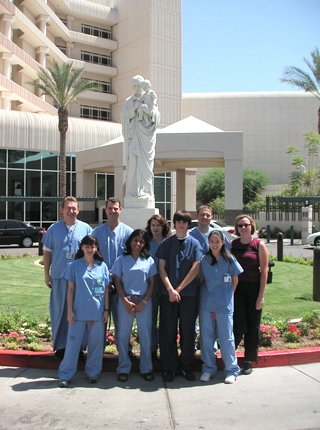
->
<box><xmin>21</xmin><ymin>237</ymin><xmax>33</xmax><ymax>248</ymax></box>
<box><xmin>314</xmin><ymin>236</ymin><xmax>320</xmax><ymax>247</ymax></box>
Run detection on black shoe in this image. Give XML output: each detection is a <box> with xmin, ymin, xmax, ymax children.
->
<box><xmin>141</xmin><ymin>372</ymin><xmax>155</xmax><ymax>382</ymax></box>
<box><xmin>55</xmin><ymin>349</ymin><xmax>65</xmax><ymax>359</ymax></box>
<box><xmin>181</xmin><ymin>369</ymin><xmax>196</xmax><ymax>381</ymax></box>
<box><xmin>128</xmin><ymin>351</ymin><xmax>137</xmax><ymax>363</ymax></box>
<box><xmin>242</xmin><ymin>362</ymin><xmax>252</xmax><ymax>375</ymax></box>
<box><xmin>117</xmin><ymin>373</ymin><xmax>128</xmax><ymax>383</ymax></box>
<box><xmin>151</xmin><ymin>351</ymin><xmax>158</xmax><ymax>362</ymax></box>
<box><xmin>162</xmin><ymin>371</ymin><xmax>175</xmax><ymax>382</ymax></box>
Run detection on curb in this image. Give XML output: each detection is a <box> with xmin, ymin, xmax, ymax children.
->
<box><xmin>0</xmin><ymin>348</ymin><xmax>319</xmax><ymax>371</ymax></box>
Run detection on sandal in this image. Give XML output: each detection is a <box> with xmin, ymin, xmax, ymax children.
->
<box><xmin>141</xmin><ymin>372</ymin><xmax>155</xmax><ymax>382</ymax></box>
<box><xmin>117</xmin><ymin>373</ymin><xmax>128</xmax><ymax>382</ymax></box>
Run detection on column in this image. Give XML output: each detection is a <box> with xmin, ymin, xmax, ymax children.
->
<box><xmin>36</xmin><ymin>15</ymin><xmax>50</xmax><ymax>36</ymax></box>
<box><xmin>224</xmin><ymin>159</ymin><xmax>243</xmax><ymax>225</ymax></box>
<box><xmin>176</xmin><ymin>168</ymin><xmax>196</xmax><ymax>212</ymax></box>
<box><xmin>301</xmin><ymin>205</ymin><xmax>313</xmax><ymax>245</ymax></box>
<box><xmin>0</xmin><ymin>52</ymin><xmax>13</xmax><ymax>78</ymax></box>
<box><xmin>0</xmin><ymin>14</ymin><xmax>15</xmax><ymax>40</ymax></box>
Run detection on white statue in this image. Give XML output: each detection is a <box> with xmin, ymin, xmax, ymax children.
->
<box><xmin>121</xmin><ymin>75</ymin><xmax>161</xmax><ymax>199</ymax></box>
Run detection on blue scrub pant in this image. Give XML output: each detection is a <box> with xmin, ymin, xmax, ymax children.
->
<box><xmin>50</xmin><ymin>278</ymin><xmax>68</xmax><ymax>351</ymax></box>
<box><xmin>58</xmin><ymin>320</ymin><xmax>105</xmax><ymax>381</ymax></box>
<box><xmin>200</xmin><ymin>309</ymin><xmax>240</xmax><ymax>377</ymax></box>
<box><xmin>110</xmin><ymin>293</ymin><xmax>133</xmax><ymax>353</ymax></box>
<box><xmin>116</xmin><ymin>299</ymin><xmax>152</xmax><ymax>375</ymax></box>
<box><xmin>159</xmin><ymin>295</ymin><xmax>198</xmax><ymax>372</ymax></box>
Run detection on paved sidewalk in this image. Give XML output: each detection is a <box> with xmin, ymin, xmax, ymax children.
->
<box><xmin>1</xmin><ymin>363</ymin><xmax>320</xmax><ymax>429</ymax></box>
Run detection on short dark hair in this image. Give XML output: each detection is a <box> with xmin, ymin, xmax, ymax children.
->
<box><xmin>173</xmin><ymin>210</ymin><xmax>192</xmax><ymax>226</ymax></box>
<box><xmin>75</xmin><ymin>235</ymin><xmax>104</xmax><ymax>262</ymax></box>
<box><xmin>106</xmin><ymin>197</ymin><xmax>121</xmax><ymax>207</ymax></box>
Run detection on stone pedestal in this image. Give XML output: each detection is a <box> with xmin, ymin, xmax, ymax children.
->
<box><xmin>301</xmin><ymin>206</ymin><xmax>313</xmax><ymax>245</ymax></box>
<box><xmin>121</xmin><ymin>196</ymin><xmax>159</xmax><ymax>229</ymax></box>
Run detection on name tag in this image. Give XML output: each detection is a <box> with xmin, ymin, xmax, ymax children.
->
<box><xmin>66</xmin><ymin>252</ymin><xmax>74</xmax><ymax>261</ymax></box>
<box><xmin>224</xmin><ymin>275</ymin><xmax>231</xmax><ymax>283</ymax></box>
<box><xmin>94</xmin><ymin>286</ymin><xmax>103</xmax><ymax>296</ymax></box>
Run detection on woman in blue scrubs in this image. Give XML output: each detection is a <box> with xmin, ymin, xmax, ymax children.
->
<box><xmin>58</xmin><ymin>235</ymin><xmax>110</xmax><ymax>387</ymax></box>
<box><xmin>199</xmin><ymin>230</ymin><xmax>243</xmax><ymax>384</ymax></box>
<box><xmin>111</xmin><ymin>229</ymin><xmax>157</xmax><ymax>382</ymax></box>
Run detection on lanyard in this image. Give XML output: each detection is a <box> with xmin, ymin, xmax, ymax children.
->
<box><xmin>65</xmin><ymin>222</ymin><xmax>77</xmax><ymax>253</ymax></box>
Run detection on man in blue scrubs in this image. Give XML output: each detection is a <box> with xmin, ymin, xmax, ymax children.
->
<box><xmin>42</xmin><ymin>196</ymin><xmax>92</xmax><ymax>358</ymax></box>
<box><xmin>92</xmin><ymin>197</ymin><xmax>133</xmax><ymax>357</ymax></box>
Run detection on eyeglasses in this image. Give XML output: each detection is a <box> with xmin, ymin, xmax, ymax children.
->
<box><xmin>237</xmin><ymin>223</ymin><xmax>251</xmax><ymax>228</ymax></box>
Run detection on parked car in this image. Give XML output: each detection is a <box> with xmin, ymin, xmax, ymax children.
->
<box><xmin>0</xmin><ymin>220</ymin><xmax>46</xmax><ymax>248</ymax></box>
<box><xmin>307</xmin><ymin>231</ymin><xmax>320</xmax><ymax>247</ymax></box>
<box><xmin>188</xmin><ymin>220</ymin><xmax>237</xmax><ymax>241</ymax></box>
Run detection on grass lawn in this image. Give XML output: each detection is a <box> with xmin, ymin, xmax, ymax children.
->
<box><xmin>0</xmin><ymin>256</ymin><xmax>50</xmax><ymax>318</ymax></box>
<box><xmin>0</xmin><ymin>256</ymin><xmax>319</xmax><ymax>322</ymax></box>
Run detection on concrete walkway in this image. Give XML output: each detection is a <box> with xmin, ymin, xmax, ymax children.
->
<box><xmin>1</xmin><ymin>363</ymin><xmax>320</xmax><ymax>429</ymax></box>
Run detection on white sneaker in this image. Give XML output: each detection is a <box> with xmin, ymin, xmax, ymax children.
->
<box><xmin>200</xmin><ymin>372</ymin><xmax>213</xmax><ymax>382</ymax></box>
<box><xmin>224</xmin><ymin>375</ymin><xmax>236</xmax><ymax>384</ymax></box>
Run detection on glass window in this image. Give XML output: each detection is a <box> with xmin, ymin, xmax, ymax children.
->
<box><xmin>0</xmin><ymin>170</ymin><xmax>6</xmax><ymax>195</ymax></box>
<box><xmin>26</xmin><ymin>202</ymin><xmax>40</xmax><ymax>222</ymax></box>
<box><xmin>8</xmin><ymin>170</ymin><xmax>24</xmax><ymax>196</ymax></box>
<box><xmin>0</xmin><ymin>149</ymin><xmax>6</xmax><ymax>168</ymax></box>
<box><xmin>26</xmin><ymin>151</ymin><xmax>41</xmax><ymax>170</ymax></box>
<box><xmin>96</xmin><ymin>174</ymin><xmax>106</xmax><ymax>200</ymax></box>
<box><xmin>42</xmin><ymin>201</ymin><xmax>58</xmax><ymax>222</ymax></box>
<box><xmin>8</xmin><ymin>201</ymin><xmax>24</xmax><ymax>220</ymax></box>
<box><xmin>0</xmin><ymin>201</ymin><xmax>5</xmax><ymax>219</ymax></box>
<box><xmin>42</xmin><ymin>153</ymin><xmax>58</xmax><ymax>170</ymax></box>
<box><xmin>8</xmin><ymin>150</ymin><xmax>24</xmax><ymax>169</ymax></box>
<box><xmin>154</xmin><ymin>177</ymin><xmax>165</xmax><ymax>201</ymax></box>
<box><xmin>26</xmin><ymin>171</ymin><xmax>41</xmax><ymax>196</ymax></box>
<box><xmin>42</xmin><ymin>172</ymin><xmax>58</xmax><ymax>197</ymax></box>
<box><xmin>107</xmin><ymin>174</ymin><xmax>114</xmax><ymax>198</ymax></box>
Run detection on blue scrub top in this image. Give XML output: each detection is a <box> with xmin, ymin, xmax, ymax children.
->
<box><xmin>111</xmin><ymin>255</ymin><xmax>157</xmax><ymax>295</ymax></box>
<box><xmin>156</xmin><ymin>235</ymin><xmax>202</xmax><ymax>296</ymax></box>
<box><xmin>200</xmin><ymin>254</ymin><xmax>243</xmax><ymax>313</ymax></box>
<box><xmin>42</xmin><ymin>220</ymin><xmax>92</xmax><ymax>279</ymax></box>
<box><xmin>92</xmin><ymin>222</ymin><xmax>133</xmax><ymax>270</ymax></box>
<box><xmin>63</xmin><ymin>258</ymin><xmax>110</xmax><ymax>321</ymax></box>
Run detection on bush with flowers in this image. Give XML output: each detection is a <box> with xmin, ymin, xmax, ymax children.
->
<box><xmin>283</xmin><ymin>324</ymin><xmax>302</xmax><ymax>343</ymax></box>
<box><xmin>259</xmin><ymin>323</ymin><xmax>278</xmax><ymax>347</ymax></box>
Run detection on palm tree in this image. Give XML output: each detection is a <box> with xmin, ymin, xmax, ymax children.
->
<box><xmin>280</xmin><ymin>48</ymin><xmax>320</xmax><ymax>134</ymax></box>
<box><xmin>30</xmin><ymin>60</ymin><xmax>99</xmax><ymax>197</ymax></box>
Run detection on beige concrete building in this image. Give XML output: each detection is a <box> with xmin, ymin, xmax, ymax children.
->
<box><xmin>0</xmin><ymin>0</ymin><xmax>317</xmax><ymax>226</ymax></box>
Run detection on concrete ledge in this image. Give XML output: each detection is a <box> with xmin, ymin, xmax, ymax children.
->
<box><xmin>0</xmin><ymin>347</ymin><xmax>319</xmax><ymax>370</ymax></box>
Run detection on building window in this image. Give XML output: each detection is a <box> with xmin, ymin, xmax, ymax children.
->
<box><xmin>57</xmin><ymin>46</ymin><xmax>67</xmax><ymax>55</ymax></box>
<box><xmin>85</xmin><ymin>79</ymin><xmax>111</xmax><ymax>94</ymax></box>
<box><xmin>81</xmin><ymin>51</ymin><xmax>111</xmax><ymax>66</ymax></box>
<box><xmin>81</xmin><ymin>24</ymin><xmax>111</xmax><ymax>39</ymax></box>
<box><xmin>60</xmin><ymin>19</ymin><xmax>68</xmax><ymax>27</ymax></box>
<box><xmin>80</xmin><ymin>105</ymin><xmax>111</xmax><ymax>121</ymax></box>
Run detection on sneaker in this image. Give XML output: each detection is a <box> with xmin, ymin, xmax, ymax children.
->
<box><xmin>58</xmin><ymin>379</ymin><xmax>68</xmax><ymax>388</ymax></box>
<box><xmin>224</xmin><ymin>375</ymin><xmax>236</xmax><ymax>384</ymax></box>
<box><xmin>162</xmin><ymin>371</ymin><xmax>175</xmax><ymax>382</ymax></box>
<box><xmin>242</xmin><ymin>362</ymin><xmax>252</xmax><ymax>375</ymax></box>
<box><xmin>181</xmin><ymin>369</ymin><xmax>196</xmax><ymax>381</ymax></box>
<box><xmin>88</xmin><ymin>376</ymin><xmax>98</xmax><ymax>384</ymax></box>
<box><xmin>200</xmin><ymin>372</ymin><xmax>213</xmax><ymax>382</ymax></box>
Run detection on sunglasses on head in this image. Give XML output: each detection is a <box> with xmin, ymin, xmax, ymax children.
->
<box><xmin>237</xmin><ymin>223</ymin><xmax>251</xmax><ymax>228</ymax></box>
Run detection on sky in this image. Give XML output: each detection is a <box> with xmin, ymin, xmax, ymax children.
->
<box><xmin>182</xmin><ymin>0</ymin><xmax>320</xmax><ymax>93</ymax></box>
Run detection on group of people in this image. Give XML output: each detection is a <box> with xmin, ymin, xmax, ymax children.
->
<box><xmin>42</xmin><ymin>197</ymin><xmax>268</xmax><ymax>388</ymax></box>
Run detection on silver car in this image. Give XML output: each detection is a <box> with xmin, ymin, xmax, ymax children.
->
<box><xmin>307</xmin><ymin>231</ymin><xmax>320</xmax><ymax>247</ymax></box>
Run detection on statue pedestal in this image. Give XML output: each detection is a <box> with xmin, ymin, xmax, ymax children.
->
<box><xmin>121</xmin><ymin>196</ymin><xmax>159</xmax><ymax>229</ymax></box>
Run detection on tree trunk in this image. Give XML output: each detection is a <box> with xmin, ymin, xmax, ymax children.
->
<box><xmin>318</xmin><ymin>106</ymin><xmax>320</xmax><ymax>135</ymax></box>
<box><xmin>58</xmin><ymin>108</ymin><xmax>68</xmax><ymax>199</ymax></box>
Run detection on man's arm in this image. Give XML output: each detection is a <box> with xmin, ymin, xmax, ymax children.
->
<box><xmin>43</xmin><ymin>250</ymin><xmax>52</xmax><ymax>289</ymax></box>
<box><xmin>175</xmin><ymin>261</ymin><xmax>200</xmax><ymax>294</ymax></box>
<box><xmin>158</xmin><ymin>259</ymin><xmax>180</xmax><ymax>302</ymax></box>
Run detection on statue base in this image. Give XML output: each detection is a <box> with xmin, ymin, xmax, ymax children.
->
<box><xmin>121</xmin><ymin>206</ymin><xmax>159</xmax><ymax>230</ymax></box>
<box><xmin>124</xmin><ymin>195</ymin><xmax>155</xmax><ymax>209</ymax></box>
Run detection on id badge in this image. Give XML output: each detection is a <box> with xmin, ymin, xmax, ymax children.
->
<box><xmin>94</xmin><ymin>286</ymin><xmax>103</xmax><ymax>296</ymax></box>
<box><xmin>66</xmin><ymin>252</ymin><xmax>74</xmax><ymax>261</ymax></box>
<box><xmin>224</xmin><ymin>274</ymin><xmax>231</xmax><ymax>283</ymax></box>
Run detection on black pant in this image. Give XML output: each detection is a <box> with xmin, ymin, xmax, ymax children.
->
<box><xmin>233</xmin><ymin>281</ymin><xmax>262</xmax><ymax>362</ymax></box>
<box><xmin>159</xmin><ymin>295</ymin><xmax>198</xmax><ymax>372</ymax></box>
